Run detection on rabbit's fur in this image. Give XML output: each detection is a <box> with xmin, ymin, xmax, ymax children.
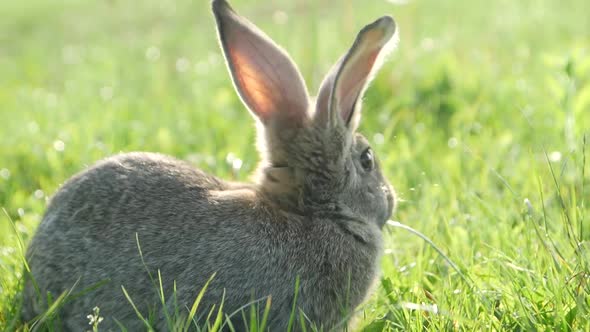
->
<box><xmin>22</xmin><ymin>0</ymin><xmax>398</xmax><ymax>330</ymax></box>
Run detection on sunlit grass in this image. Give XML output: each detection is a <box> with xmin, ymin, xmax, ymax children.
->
<box><xmin>1</xmin><ymin>0</ymin><xmax>589</xmax><ymax>330</ymax></box>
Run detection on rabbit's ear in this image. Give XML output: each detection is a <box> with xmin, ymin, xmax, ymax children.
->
<box><xmin>212</xmin><ymin>0</ymin><xmax>310</xmax><ymax>126</ymax></box>
<box><xmin>316</xmin><ymin>16</ymin><xmax>396</xmax><ymax>132</ymax></box>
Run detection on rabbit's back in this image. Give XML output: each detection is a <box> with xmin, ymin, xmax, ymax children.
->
<box><xmin>23</xmin><ymin>152</ymin><xmax>380</xmax><ymax>330</ymax></box>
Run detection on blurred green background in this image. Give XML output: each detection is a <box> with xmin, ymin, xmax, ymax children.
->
<box><xmin>1</xmin><ymin>0</ymin><xmax>589</xmax><ymax>330</ymax></box>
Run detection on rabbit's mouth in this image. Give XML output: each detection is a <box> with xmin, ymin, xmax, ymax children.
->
<box><xmin>381</xmin><ymin>184</ymin><xmax>396</xmax><ymax>226</ymax></box>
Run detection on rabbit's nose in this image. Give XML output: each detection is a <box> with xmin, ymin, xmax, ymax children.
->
<box><xmin>383</xmin><ymin>184</ymin><xmax>396</xmax><ymax>214</ymax></box>
<box><xmin>381</xmin><ymin>183</ymin><xmax>395</xmax><ymax>221</ymax></box>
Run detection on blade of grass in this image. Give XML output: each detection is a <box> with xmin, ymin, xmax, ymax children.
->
<box><xmin>543</xmin><ymin>149</ymin><xmax>579</xmax><ymax>248</ymax></box>
<box><xmin>183</xmin><ymin>272</ymin><xmax>216</xmax><ymax>331</ymax></box>
<box><xmin>30</xmin><ymin>284</ymin><xmax>75</xmax><ymax>331</ymax></box>
<box><xmin>221</xmin><ymin>296</ymin><xmax>270</xmax><ymax>330</ymax></box>
<box><xmin>121</xmin><ymin>285</ymin><xmax>153</xmax><ymax>331</ymax></box>
<box><xmin>209</xmin><ymin>290</ymin><xmax>225</xmax><ymax>332</ymax></box>
<box><xmin>249</xmin><ymin>296</ymin><xmax>257</xmax><ymax>332</ymax></box>
<box><xmin>286</xmin><ymin>276</ymin><xmax>301</xmax><ymax>332</ymax></box>
<box><xmin>386</xmin><ymin>220</ymin><xmax>475</xmax><ymax>288</ymax></box>
<box><xmin>155</xmin><ymin>269</ymin><xmax>175</xmax><ymax>331</ymax></box>
<box><xmin>581</xmin><ymin>134</ymin><xmax>586</xmax><ymax>241</ymax></box>
<box><xmin>258</xmin><ymin>296</ymin><xmax>272</xmax><ymax>332</ymax></box>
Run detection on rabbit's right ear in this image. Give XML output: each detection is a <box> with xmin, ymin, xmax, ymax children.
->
<box><xmin>212</xmin><ymin>0</ymin><xmax>310</xmax><ymax>127</ymax></box>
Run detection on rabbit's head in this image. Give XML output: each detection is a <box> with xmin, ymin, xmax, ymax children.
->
<box><xmin>213</xmin><ymin>0</ymin><xmax>396</xmax><ymax>227</ymax></box>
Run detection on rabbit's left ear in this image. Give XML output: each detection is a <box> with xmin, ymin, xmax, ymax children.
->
<box><xmin>316</xmin><ymin>16</ymin><xmax>397</xmax><ymax>132</ymax></box>
<box><xmin>213</xmin><ymin>0</ymin><xmax>310</xmax><ymax>127</ymax></box>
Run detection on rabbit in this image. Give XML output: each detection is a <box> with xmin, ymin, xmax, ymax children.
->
<box><xmin>22</xmin><ymin>0</ymin><xmax>398</xmax><ymax>330</ymax></box>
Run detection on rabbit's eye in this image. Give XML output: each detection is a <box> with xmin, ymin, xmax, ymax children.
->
<box><xmin>360</xmin><ymin>148</ymin><xmax>375</xmax><ymax>172</ymax></box>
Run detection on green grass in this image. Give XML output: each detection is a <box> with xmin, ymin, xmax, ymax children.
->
<box><xmin>1</xmin><ymin>0</ymin><xmax>589</xmax><ymax>330</ymax></box>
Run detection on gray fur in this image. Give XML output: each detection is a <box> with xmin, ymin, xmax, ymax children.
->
<box><xmin>22</xmin><ymin>0</ymin><xmax>397</xmax><ymax>330</ymax></box>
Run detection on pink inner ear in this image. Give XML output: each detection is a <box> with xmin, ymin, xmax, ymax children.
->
<box><xmin>315</xmin><ymin>16</ymin><xmax>395</xmax><ymax>128</ymax></box>
<box><xmin>229</xmin><ymin>47</ymin><xmax>277</xmax><ymax>120</ymax></box>
<box><xmin>340</xmin><ymin>51</ymin><xmax>379</xmax><ymax>99</ymax></box>
<box><xmin>214</xmin><ymin>1</ymin><xmax>310</xmax><ymax>125</ymax></box>
<box><xmin>338</xmin><ymin>50</ymin><xmax>380</xmax><ymax>122</ymax></box>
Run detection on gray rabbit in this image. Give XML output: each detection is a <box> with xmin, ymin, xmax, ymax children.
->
<box><xmin>22</xmin><ymin>0</ymin><xmax>397</xmax><ymax>330</ymax></box>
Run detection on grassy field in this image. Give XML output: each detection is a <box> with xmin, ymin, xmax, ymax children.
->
<box><xmin>1</xmin><ymin>0</ymin><xmax>589</xmax><ymax>330</ymax></box>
